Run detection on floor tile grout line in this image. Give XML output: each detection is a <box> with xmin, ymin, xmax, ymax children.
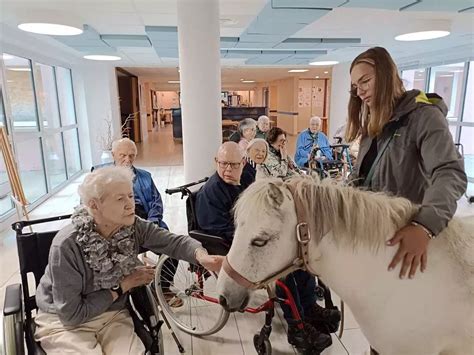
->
<box><xmin>335</xmin><ymin>333</ymin><xmax>350</xmax><ymax>355</ymax></box>
<box><xmin>0</xmin><ymin>269</ymin><xmax>19</xmax><ymax>289</ymax></box>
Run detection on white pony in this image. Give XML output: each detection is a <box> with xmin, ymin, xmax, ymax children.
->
<box><xmin>216</xmin><ymin>177</ymin><xmax>474</xmax><ymax>355</ymax></box>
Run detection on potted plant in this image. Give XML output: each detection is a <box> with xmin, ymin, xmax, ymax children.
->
<box><xmin>97</xmin><ymin>116</ymin><xmax>115</xmax><ymax>164</ymax></box>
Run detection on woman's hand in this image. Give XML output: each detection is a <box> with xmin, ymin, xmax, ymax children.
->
<box><xmin>195</xmin><ymin>249</ymin><xmax>224</xmax><ymax>273</ymax></box>
<box><xmin>120</xmin><ymin>265</ymin><xmax>156</xmax><ymax>293</ymax></box>
<box><xmin>387</xmin><ymin>224</ymin><xmax>431</xmax><ymax>279</ymax></box>
<box><xmin>280</xmin><ymin>143</ymin><xmax>288</xmax><ymax>160</ymax></box>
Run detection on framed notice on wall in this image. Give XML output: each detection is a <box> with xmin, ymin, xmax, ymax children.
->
<box><xmin>298</xmin><ymin>87</ymin><xmax>311</xmax><ymax>108</ymax></box>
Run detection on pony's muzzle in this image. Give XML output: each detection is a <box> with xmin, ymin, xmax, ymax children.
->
<box><xmin>219</xmin><ymin>294</ymin><xmax>249</xmax><ymax>312</ymax></box>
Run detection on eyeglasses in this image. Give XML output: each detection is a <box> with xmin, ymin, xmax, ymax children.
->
<box><xmin>349</xmin><ymin>76</ymin><xmax>374</xmax><ymax>97</ymax></box>
<box><xmin>217</xmin><ymin>161</ymin><xmax>242</xmax><ymax>169</ymax></box>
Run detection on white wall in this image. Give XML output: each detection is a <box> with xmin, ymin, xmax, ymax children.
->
<box><xmin>75</xmin><ymin>63</ymin><xmax>121</xmax><ymax>167</ymax></box>
<box><xmin>328</xmin><ymin>62</ymin><xmax>351</xmax><ymax>138</ymax></box>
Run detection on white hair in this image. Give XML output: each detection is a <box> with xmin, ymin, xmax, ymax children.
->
<box><xmin>309</xmin><ymin>116</ymin><xmax>321</xmax><ymax>125</ymax></box>
<box><xmin>246</xmin><ymin>138</ymin><xmax>269</xmax><ymax>154</ymax></box>
<box><xmin>257</xmin><ymin>115</ymin><xmax>269</xmax><ymax>124</ymax></box>
<box><xmin>238</xmin><ymin>118</ymin><xmax>257</xmax><ymax>134</ymax></box>
<box><xmin>78</xmin><ymin>166</ymin><xmax>134</xmax><ymax>205</ymax></box>
<box><xmin>111</xmin><ymin>138</ymin><xmax>137</xmax><ymax>153</ymax></box>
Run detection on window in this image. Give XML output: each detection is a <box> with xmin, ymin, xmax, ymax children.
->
<box><xmin>1</xmin><ymin>54</ymin><xmax>82</xmax><ymax>219</ymax></box>
<box><xmin>3</xmin><ymin>54</ymin><xmax>39</xmax><ymax>131</ymax></box>
<box><xmin>428</xmin><ymin>63</ymin><xmax>466</xmax><ymax>122</ymax></box>
<box><xmin>43</xmin><ymin>133</ymin><xmax>67</xmax><ymax>189</ymax></box>
<box><xmin>460</xmin><ymin>127</ymin><xmax>474</xmax><ymax>181</ymax></box>
<box><xmin>63</xmin><ymin>128</ymin><xmax>82</xmax><ymax>177</ymax></box>
<box><xmin>402</xmin><ymin>69</ymin><xmax>427</xmax><ymax>91</ymax></box>
<box><xmin>461</xmin><ymin>61</ymin><xmax>474</xmax><ymax>123</ymax></box>
<box><xmin>0</xmin><ymin>152</ymin><xmax>13</xmax><ymax>216</ymax></box>
<box><xmin>56</xmin><ymin>67</ymin><xmax>77</xmax><ymax>126</ymax></box>
<box><xmin>15</xmin><ymin>136</ymin><xmax>47</xmax><ymax>203</ymax></box>
<box><xmin>0</xmin><ymin>85</ymin><xmax>13</xmax><ymax>216</ymax></box>
<box><xmin>34</xmin><ymin>63</ymin><xmax>61</xmax><ymax>130</ymax></box>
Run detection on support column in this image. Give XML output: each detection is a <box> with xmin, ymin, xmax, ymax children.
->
<box><xmin>177</xmin><ymin>0</ymin><xmax>222</xmax><ymax>182</ymax></box>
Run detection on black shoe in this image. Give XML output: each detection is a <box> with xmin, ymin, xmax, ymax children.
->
<box><xmin>287</xmin><ymin>322</ymin><xmax>332</xmax><ymax>352</ymax></box>
<box><xmin>306</xmin><ymin>303</ymin><xmax>341</xmax><ymax>334</ymax></box>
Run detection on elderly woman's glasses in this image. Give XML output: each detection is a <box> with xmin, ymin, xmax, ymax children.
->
<box><xmin>349</xmin><ymin>76</ymin><xmax>373</xmax><ymax>97</ymax></box>
<box><xmin>217</xmin><ymin>161</ymin><xmax>241</xmax><ymax>169</ymax></box>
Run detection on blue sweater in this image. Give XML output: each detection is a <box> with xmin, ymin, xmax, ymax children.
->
<box><xmin>92</xmin><ymin>163</ymin><xmax>167</xmax><ymax>229</ymax></box>
<box><xmin>195</xmin><ymin>173</ymin><xmax>247</xmax><ymax>243</ymax></box>
<box><xmin>294</xmin><ymin>129</ymin><xmax>333</xmax><ymax>167</ymax></box>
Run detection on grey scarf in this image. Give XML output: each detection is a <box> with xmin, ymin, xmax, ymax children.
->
<box><xmin>73</xmin><ymin>206</ymin><xmax>140</xmax><ymax>289</ymax></box>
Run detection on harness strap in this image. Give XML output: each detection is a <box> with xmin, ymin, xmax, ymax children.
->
<box><xmin>285</xmin><ymin>182</ymin><xmax>320</xmax><ymax>276</ymax></box>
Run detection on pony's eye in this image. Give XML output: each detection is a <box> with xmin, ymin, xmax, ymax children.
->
<box><xmin>251</xmin><ymin>238</ymin><xmax>268</xmax><ymax>247</ymax></box>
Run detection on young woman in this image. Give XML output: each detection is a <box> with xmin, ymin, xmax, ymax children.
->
<box><xmin>347</xmin><ymin>46</ymin><xmax>467</xmax><ymax>279</ymax></box>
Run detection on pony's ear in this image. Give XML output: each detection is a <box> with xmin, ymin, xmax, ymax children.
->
<box><xmin>267</xmin><ymin>182</ymin><xmax>284</xmax><ymax>208</ymax></box>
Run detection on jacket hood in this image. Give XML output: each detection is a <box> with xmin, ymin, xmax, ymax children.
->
<box><xmin>391</xmin><ymin>89</ymin><xmax>448</xmax><ymax>121</ymax></box>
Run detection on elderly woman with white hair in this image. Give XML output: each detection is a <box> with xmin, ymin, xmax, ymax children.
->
<box><xmin>241</xmin><ymin>138</ymin><xmax>269</xmax><ymax>185</ymax></box>
<box><xmin>294</xmin><ymin>116</ymin><xmax>333</xmax><ymax>168</ymax></box>
<box><xmin>237</xmin><ymin>118</ymin><xmax>257</xmax><ymax>150</ymax></box>
<box><xmin>33</xmin><ymin>166</ymin><xmax>222</xmax><ymax>354</ymax></box>
<box><xmin>255</xmin><ymin>115</ymin><xmax>270</xmax><ymax>139</ymax></box>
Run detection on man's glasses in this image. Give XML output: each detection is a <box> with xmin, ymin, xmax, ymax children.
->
<box><xmin>217</xmin><ymin>161</ymin><xmax>241</xmax><ymax>169</ymax></box>
<box><xmin>349</xmin><ymin>76</ymin><xmax>373</xmax><ymax>97</ymax></box>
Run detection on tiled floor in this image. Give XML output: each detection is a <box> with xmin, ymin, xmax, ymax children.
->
<box><xmin>1</xmin><ymin>127</ymin><xmax>472</xmax><ymax>354</ymax></box>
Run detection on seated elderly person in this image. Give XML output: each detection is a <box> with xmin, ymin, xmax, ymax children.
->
<box><xmin>92</xmin><ymin>138</ymin><xmax>167</xmax><ymax>229</ymax></box>
<box><xmin>295</xmin><ymin>116</ymin><xmax>333</xmax><ymax>168</ymax></box>
<box><xmin>195</xmin><ymin>142</ymin><xmax>249</xmax><ymax>243</ymax></box>
<box><xmin>34</xmin><ymin>166</ymin><xmax>222</xmax><ymax>354</ymax></box>
<box><xmin>241</xmin><ymin>138</ymin><xmax>269</xmax><ymax>186</ymax></box>
<box><xmin>237</xmin><ymin>118</ymin><xmax>257</xmax><ymax>151</ymax></box>
<box><xmin>258</xmin><ymin>127</ymin><xmax>300</xmax><ymax>180</ymax></box>
<box><xmin>255</xmin><ymin>115</ymin><xmax>270</xmax><ymax>139</ymax></box>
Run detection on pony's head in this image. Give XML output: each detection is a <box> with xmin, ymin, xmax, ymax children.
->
<box><xmin>216</xmin><ymin>176</ymin><xmax>417</xmax><ymax>312</ymax></box>
<box><xmin>217</xmin><ymin>178</ymin><xmax>305</xmax><ymax>312</ymax></box>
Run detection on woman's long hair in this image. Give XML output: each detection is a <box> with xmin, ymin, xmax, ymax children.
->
<box><xmin>346</xmin><ymin>47</ymin><xmax>405</xmax><ymax>142</ymax></box>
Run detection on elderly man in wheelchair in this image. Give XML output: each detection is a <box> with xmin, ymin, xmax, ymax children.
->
<box><xmin>295</xmin><ymin>116</ymin><xmax>353</xmax><ymax>179</ymax></box>
<box><xmin>3</xmin><ymin>166</ymin><xmax>222</xmax><ymax>355</ymax></box>
<box><xmin>167</xmin><ymin>141</ymin><xmax>336</xmax><ymax>354</ymax></box>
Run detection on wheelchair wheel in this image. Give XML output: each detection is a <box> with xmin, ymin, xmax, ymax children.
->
<box><xmin>253</xmin><ymin>333</ymin><xmax>272</xmax><ymax>355</ymax></box>
<box><xmin>154</xmin><ymin>255</ymin><xmax>230</xmax><ymax>336</ymax></box>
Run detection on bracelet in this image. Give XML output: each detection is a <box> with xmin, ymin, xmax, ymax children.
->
<box><xmin>410</xmin><ymin>221</ymin><xmax>435</xmax><ymax>239</ymax></box>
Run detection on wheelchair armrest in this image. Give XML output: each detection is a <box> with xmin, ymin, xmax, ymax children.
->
<box><xmin>189</xmin><ymin>230</ymin><xmax>230</xmax><ymax>256</ymax></box>
<box><xmin>3</xmin><ymin>283</ymin><xmax>26</xmax><ymax>355</ymax></box>
<box><xmin>4</xmin><ymin>283</ymin><xmax>22</xmax><ymax>316</ymax></box>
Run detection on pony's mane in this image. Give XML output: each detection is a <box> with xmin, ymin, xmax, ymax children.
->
<box><xmin>288</xmin><ymin>176</ymin><xmax>418</xmax><ymax>250</ymax></box>
<box><xmin>235</xmin><ymin>176</ymin><xmax>418</xmax><ymax>251</ymax></box>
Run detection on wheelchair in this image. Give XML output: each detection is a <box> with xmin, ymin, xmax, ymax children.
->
<box><xmin>152</xmin><ymin>178</ymin><xmax>341</xmax><ymax>355</ymax></box>
<box><xmin>2</xmin><ymin>215</ymin><xmax>164</xmax><ymax>355</ymax></box>
<box><xmin>307</xmin><ymin>143</ymin><xmax>353</xmax><ymax>181</ymax></box>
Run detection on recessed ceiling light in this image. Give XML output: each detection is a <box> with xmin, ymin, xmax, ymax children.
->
<box><xmin>8</xmin><ymin>67</ymin><xmax>31</xmax><ymax>72</ymax></box>
<box><xmin>168</xmin><ymin>80</ymin><xmax>180</xmax><ymax>84</ymax></box>
<box><xmin>83</xmin><ymin>55</ymin><xmax>121</xmax><ymax>61</ymax></box>
<box><xmin>309</xmin><ymin>61</ymin><xmax>339</xmax><ymax>66</ymax></box>
<box><xmin>324</xmin><ymin>71</ymin><xmax>329</xmax><ymax>74</ymax></box>
<box><xmin>315</xmin><ymin>76</ymin><xmax>320</xmax><ymax>79</ymax></box>
<box><xmin>18</xmin><ymin>23</ymin><xmax>83</xmax><ymax>36</ymax></box>
<box><xmin>242</xmin><ymin>80</ymin><xmax>255</xmax><ymax>83</ymax></box>
<box><xmin>288</xmin><ymin>69</ymin><xmax>308</xmax><ymax>73</ymax></box>
<box><xmin>395</xmin><ymin>30</ymin><xmax>450</xmax><ymax>41</ymax></box>
<box><xmin>240</xmin><ymin>78</ymin><xmax>244</xmax><ymax>81</ymax></box>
